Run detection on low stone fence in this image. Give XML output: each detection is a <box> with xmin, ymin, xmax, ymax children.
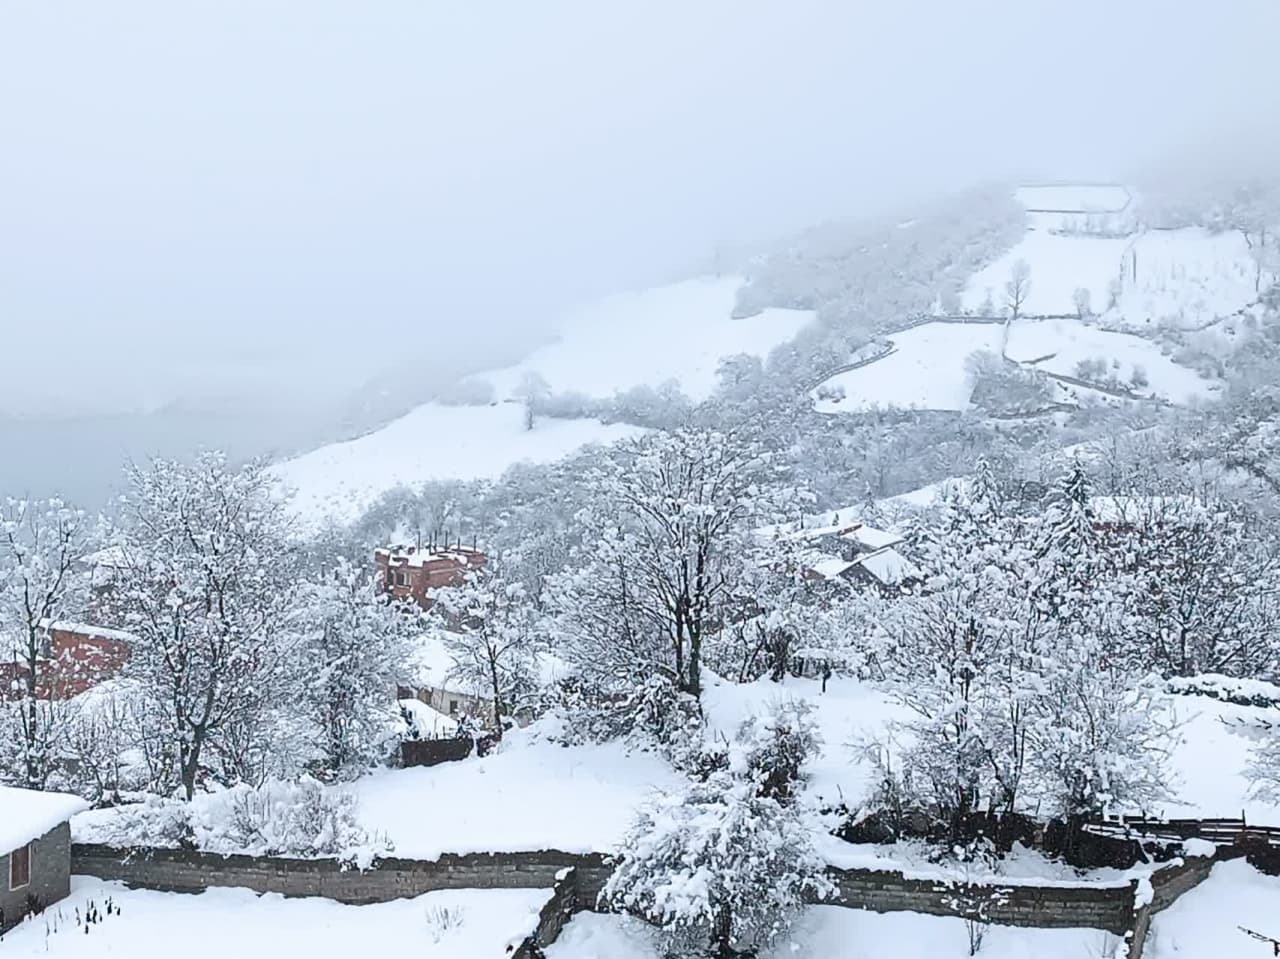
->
<box><xmin>399</xmin><ymin>737</ymin><xmax>473</xmax><ymax>768</ymax></box>
<box><xmin>72</xmin><ymin>843</ymin><xmax>608</xmax><ymax>908</ymax></box>
<box><xmin>71</xmin><ymin>842</ymin><xmax>1231</xmax><ymax>958</ymax></box>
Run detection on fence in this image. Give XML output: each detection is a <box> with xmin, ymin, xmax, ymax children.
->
<box><xmin>399</xmin><ymin>737</ymin><xmax>473</xmax><ymax>768</ymax></box>
<box><xmin>1088</xmin><ymin>816</ymin><xmax>1280</xmax><ymax>848</ymax></box>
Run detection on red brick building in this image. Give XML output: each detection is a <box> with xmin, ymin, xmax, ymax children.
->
<box><xmin>0</xmin><ymin>621</ymin><xmax>132</xmax><ymax>701</ymax></box>
<box><xmin>375</xmin><ymin>544</ymin><xmax>487</xmax><ymax>610</ymax></box>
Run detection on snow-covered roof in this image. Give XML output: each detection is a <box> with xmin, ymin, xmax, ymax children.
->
<box><xmin>0</xmin><ymin>785</ymin><xmax>89</xmax><ymax>852</ymax></box>
<box><xmin>376</xmin><ymin>545</ymin><xmax>485</xmax><ymax>569</ymax></box>
<box><xmin>41</xmin><ymin>620</ymin><xmax>136</xmax><ymax>643</ymax></box>
<box><xmin>775</xmin><ymin>517</ymin><xmax>904</xmax><ymax>552</ymax></box>
<box><xmin>398</xmin><ymin>698</ymin><xmax>460</xmax><ymax>738</ymax></box>
<box><xmin>804</xmin><ymin>553</ymin><xmax>859</xmax><ymax>581</ymax></box>
<box><xmin>853</xmin><ymin>547</ymin><xmax>922</xmax><ymax>586</ymax></box>
<box><xmin>77</xmin><ymin>545</ymin><xmax>128</xmax><ymax>569</ymax></box>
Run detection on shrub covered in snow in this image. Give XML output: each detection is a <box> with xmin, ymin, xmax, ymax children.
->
<box><xmin>81</xmin><ymin>778</ymin><xmax>391</xmax><ymax>866</ymax></box>
<box><xmin>602</xmin><ymin>773</ymin><xmax>832</xmax><ymax>958</ymax></box>
<box><xmin>730</xmin><ymin>700</ymin><xmax>821</xmax><ymax>803</ymax></box>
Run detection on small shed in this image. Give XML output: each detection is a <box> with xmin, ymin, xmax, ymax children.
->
<box><xmin>0</xmin><ymin>786</ymin><xmax>88</xmax><ymax>932</ymax></box>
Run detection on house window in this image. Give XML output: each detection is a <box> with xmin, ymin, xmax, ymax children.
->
<box><xmin>396</xmin><ymin>570</ymin><xmax>409</xmax><ymax>587</ymax></box>
<box><xmin>448</xmin><ymin>699</ymin><xmax>458</xmax><ymax>716</ymax></box>
<box><xmin>9</xmin><ymin>842</ymin><xmax>31</xmax><ymax>890</ymax></box>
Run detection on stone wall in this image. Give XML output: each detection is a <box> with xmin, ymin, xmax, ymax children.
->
<box><xmin>72</xmin><ymin>844</ymin><xmax>607</xmax><ymax>906</ymax></box>
<box><xmin>826</xmin><ymin>866</ymin><xmax>1135</xmax><ymax>935</ymax></box>
<box><xmin>2</xmin><ymin>822</ymin><xmax>72</xmax><ymax>933</ymax></box>
<box><xmin>508</xmin><ymin>866</ymin><xmax>579</xmax><ymax>959</ymax></box>
<box><xmin>400</xmin><ymin>737</ymin><xmax>473</xmax><ymax>768</ymax></box>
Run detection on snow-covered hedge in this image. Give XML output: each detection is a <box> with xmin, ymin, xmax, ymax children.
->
<box><xmin>79</xmin><ymin>778</ymin><xmax>391</xmax><ymax>867</ymax></box>
<box><xmin>1167</xmin><ymin>673</ymin><xmax>1280</xmax><ymax>709</ymax></box>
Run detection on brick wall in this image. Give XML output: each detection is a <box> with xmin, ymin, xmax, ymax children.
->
<box><xmin>1</xmin><ymin>823</ymin><xmax>73</xmax><ymax>932</ymax></box>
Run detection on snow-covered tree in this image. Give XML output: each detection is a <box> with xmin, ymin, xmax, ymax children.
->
<box><xmin>0</xmin><ymin>498</ymin><xmax>96</xmax><ymax>788</ymax></box>
<box><xmin>293</xmin><ymin>561</ymin><xmax>416</xmax><ymax>778</ymax></box>
<box><xmin>552</xmin><ymin>429</ymin><xmax>794</xmax><ymax>699</ymax></box>
<box><xmin>731</xmin><ymin>700</ymin><xmax>821</xmax><ymax>803</ymax></box>
<box><xmin>603</xmin><ymin>773</ymin><xmax>832</xmax><ymax>957</ymax></box>
<box><xmin>112</xmin><ymin>453</ymin><xmax>297</xmax><ymax>799</ymax></box>
<box><xmin>433</xmin><ymin>566</ymin><xmax>537</xmax><ymax>739</ymax></box>
<box><xmin>1072</xmin><ymin>286</ymin><xmax>1092</xmax><ymax>319</ymax></box>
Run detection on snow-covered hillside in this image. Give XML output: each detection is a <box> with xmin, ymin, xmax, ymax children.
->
<box><xmin>962</xmin><ymin>231</ymin><xmax>1133</xmax><ymax>316</ymax></box>
<box><xmin>275</xmin><ymin>402</ymin><xmax>644</xmax><ymax>526</ymax></box>
<box><xmin>278</xmin><ymin>276</ymin><xmax>811</xmax><ymax>526</ymax></box>
<box><xmin>480</xmin><ymin>276</ymin><xmax>813</xmax><ymax>402</ymax></box>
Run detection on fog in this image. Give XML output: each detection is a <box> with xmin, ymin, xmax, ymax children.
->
<box><xmin>2</xmin><ymin>0</ymin><xmax>1277</xmax><ymax>497</ymax></box>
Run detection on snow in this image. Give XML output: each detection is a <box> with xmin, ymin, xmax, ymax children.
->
<box><xmin>406</xmin><ymin>632</ymin><xmax>467</xmax><ymax>690</ymax></box>
<box><xmin>1004</xmin><ymin>319</ymin><xmax>1215</xmax><ymax>403</ymax></box>
<box><xmin>398</xmin><ymin>698</ymin><xmax>460</xmax><ymax>738</ymax></box>
<box><xmin>343</xmin><ymin>725</ymin><xmax>686</xmax><ymax>859</ymax></box>
<box><xmin>1111</xmin><ymin>228</ymin><xmax>1263</xmax><ymax>330</ymax></box>
<box><xmin>547</xmin><ymin>907</ymin><xmax>1119</xmax><ymax>958</ymax></box>
<box><xmin>805</xmin><ymin>553</ymin><xmax>858</xmax><ymax>580</ymax></box>
<box><xmin>480</xmin><ymin>276</ymin><xmax>813</xmax><ymax>403</ymax></box>
<box><xmin>812</xmin><ymin>322</ymin><xmax>1007</xmax><ymax>412</ymax></box>
<box><xmin>0</xmin><ymin>785</ymin><xmax>89</xmax><ymax>853</ymax></box>
<box><xmin>700</xmin><ymin>674</ymin><xmax>910</xmax><ymax>813</ymax></box>
<box><xmin>854</xmin><ymin>546</ymin><xmax>921</xmax><ymax>585</ymax></box>
<box><xmin>0</xmin><ymin>877</ymin><xmax>551</xmax><ymax>959</ymax></box>
<box><xmin>1016</xmin><ymin>184</ymin><xmax>1131</xmax><ymax>213</ymax></box>
<box><xmin>812</xmin><ymin>316</ymin><xmax>1214</xmax><ymax>413</ymax></box>
<box><xmin>274</xmin><ymin>402</ymin><xmax>644</xmax><ymax>526</ymax></box>
<box><xmin>961</xmin><ymin>229</ymin><xmax>1133</xmax><ymax>316</ymax></box>
<box><xmin>1145</xmin><ymin>858</ymin><xmax>1280</xmax><ymax>958</ymax></box>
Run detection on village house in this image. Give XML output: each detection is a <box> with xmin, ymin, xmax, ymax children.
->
<box><xmin>779</xmin><ymin>516</ymin><xmax>923</xmax><ymax>593</ymax></box>
<box><xmin>0</xmin><ymin>621</ymin><xmax>133</xmax><ymax>702</ymax></box>
<box><xmin>0</xmin><ymin>786</ymin><xmax>88</xmax><ymax>932</ymax></box>
<box><xmin>375</xmin><ymin>542</ymin><xmax>487</xmax><ymax>611</ymax></box>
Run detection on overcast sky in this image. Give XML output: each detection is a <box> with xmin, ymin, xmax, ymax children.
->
<box><xmin>3</xmin><ymin>0</ymin><xmax>1278</xmax><ymax>416</ymax></box>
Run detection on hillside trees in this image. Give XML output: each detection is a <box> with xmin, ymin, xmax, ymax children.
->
<box><xmin>0</xmin><ymin>498</ymin><xmax>96</xmax><ymax>788</ymax></box>
<box><xmin>113</xmin><ymin>453</ymin><xmax>298</xmax><ymax>799</ymax></box>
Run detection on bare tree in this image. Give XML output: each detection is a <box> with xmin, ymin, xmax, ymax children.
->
<box><xmin>513</xmin><ymin>371</ymin><xmax>552</xmax><ymax>431</ymax></box>
<box><xmin>1004</xmin><ymin>259</ymin><xmax>1031</xmax><ymax>320</ymax></box>
<box><xmin>1072</xmin><ymin>286</ymin><xmax>1092</xmax><ymax>320</ymax></box>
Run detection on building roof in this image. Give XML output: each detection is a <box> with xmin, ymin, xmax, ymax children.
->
<box><xmin>853</xmin><ymin>546</ymin><xmax>923</xmax><ymax>586</ymax></box>
<box><xmin>0</xmin><ymin>785</ymin><xmax>89</xmax><ymax>852</ymax></box>
<box><xmin>375</xmin><ymin>544</ymin><xmax>486</xmax><ymax>568</ymax></box>
<box><xmin>398</xmin><ymin>698</ymin><xmax>460</xmax><ymax>738</ymax></box>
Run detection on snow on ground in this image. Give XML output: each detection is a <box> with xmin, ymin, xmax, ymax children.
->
<box><xmin>479</xmin><ymin>276</ymin><xmax>813</xmax><ymax>403</ymax></box>
<box><xmin>812</xmin><ymin>322</ymin><xmax>1007</xmax><ymax>412</ymax></box>
<box><xmin>961</xmin><ymin>228</ymin><xmax>1133</xmax><ymax>317</ymax></box>
<box><xmin>344</xmin><ymin>725</ymin><xmax>686</xmax><ymax>859</ymax></box>
<box><xmin>1</xmin><ymin>878</ymin><xmax>550</xmax><ymax>959</ymax></box>
<box><xmin>274</xmin><ymin>402</ymin><xmax>644</xmax><ymax>526</ymax></box>
<box><xmin>547</xmin><ymin>907</ymin><xmax>1118</xmax><ymax>959</ymax></box>
<box><xmin>1146</xmin><ymin>858</ymin><xmax>1280</xmax><ymax>958</ymax></box>
<box><xmin>701</xmin><ymin>673</ymin><xmax>910</xmax><ymax>814</ymax></box>
<box><xmin>1005</xmin><ymin>319</ymin><xmax>1215</xmax><ymax>403</ymax></box>
<box><xmin>1110</xmin><ymin>227</ymin><xmax>1263</xmax><ymax>330</ymax></box>
<box><xmin>1157</xmin><ymin>694</ymin><xmax>1280</xmax><ymax>823</ymax></box>
<box><xmin>811</xmin><ymin>317</ymin><xmax>1213</xmax><ymax>413</ymax></box>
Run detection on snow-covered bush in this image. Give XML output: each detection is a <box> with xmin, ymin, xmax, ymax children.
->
<box><xmin>82</xmin><ymin>779</ymin><xmax>390</xmax><ymax>866</ymax></box>
<box><xmin>731</xmin><ymin>700</ymin><xmax>821</xmax><ymax>803</ymax></box>
<box><xmin>603</xmin><ymin>773</ymin><xmax>833</xmax><ymax>958</ymax></box>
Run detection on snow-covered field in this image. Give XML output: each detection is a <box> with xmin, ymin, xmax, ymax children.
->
<box><xmin>961</xmin><ymin>230</ymin><xmax>1133</xmax><ymax>317</ymax></box>
<box><xmin>344</xmin><ymin>729</ymin><xmax>686</xmax><ymax>859</ymax></box>
<box><xmin>1</xmin><ymin>879</ymin><xmax>550</xmax><ymax>959</ymax></box>
<box><xmin>480</xmin><ymin>276</ymin><xmax>813</xmax><ymax>402</ymax></box>
<box><xmin>1112</xmin><ymin>227</ymin><xmax>1263</xmax><ymax>330</ymax></box>
<box><xmin>274</xmin><ymin>402</ymin><xmax>644</xmax><ymax>526</ymax></box>
<box><xmin>1005</xmin><ymin>319</ymin><xmax>1213</xmax><ymax>403</ymax></box>
<box><xmin>547</xmin><ymin>908</ymin><xmax>1117</xmax><ymax>959</ymax></box>
<box><xmin>1146</xmin><ymin>859</ymin><xmax>1280</xmax><ymax>958</ymax></box>
<box><xmin>811</xmin><ymin>318</ymin><xmax>1214</xmax><ymax>413</ymax></box>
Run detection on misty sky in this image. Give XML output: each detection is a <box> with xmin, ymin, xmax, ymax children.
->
<box><xmin>3</xmin><ymin>0</ymin><xmax>1278</xmax><ymax>416</ymax></box>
